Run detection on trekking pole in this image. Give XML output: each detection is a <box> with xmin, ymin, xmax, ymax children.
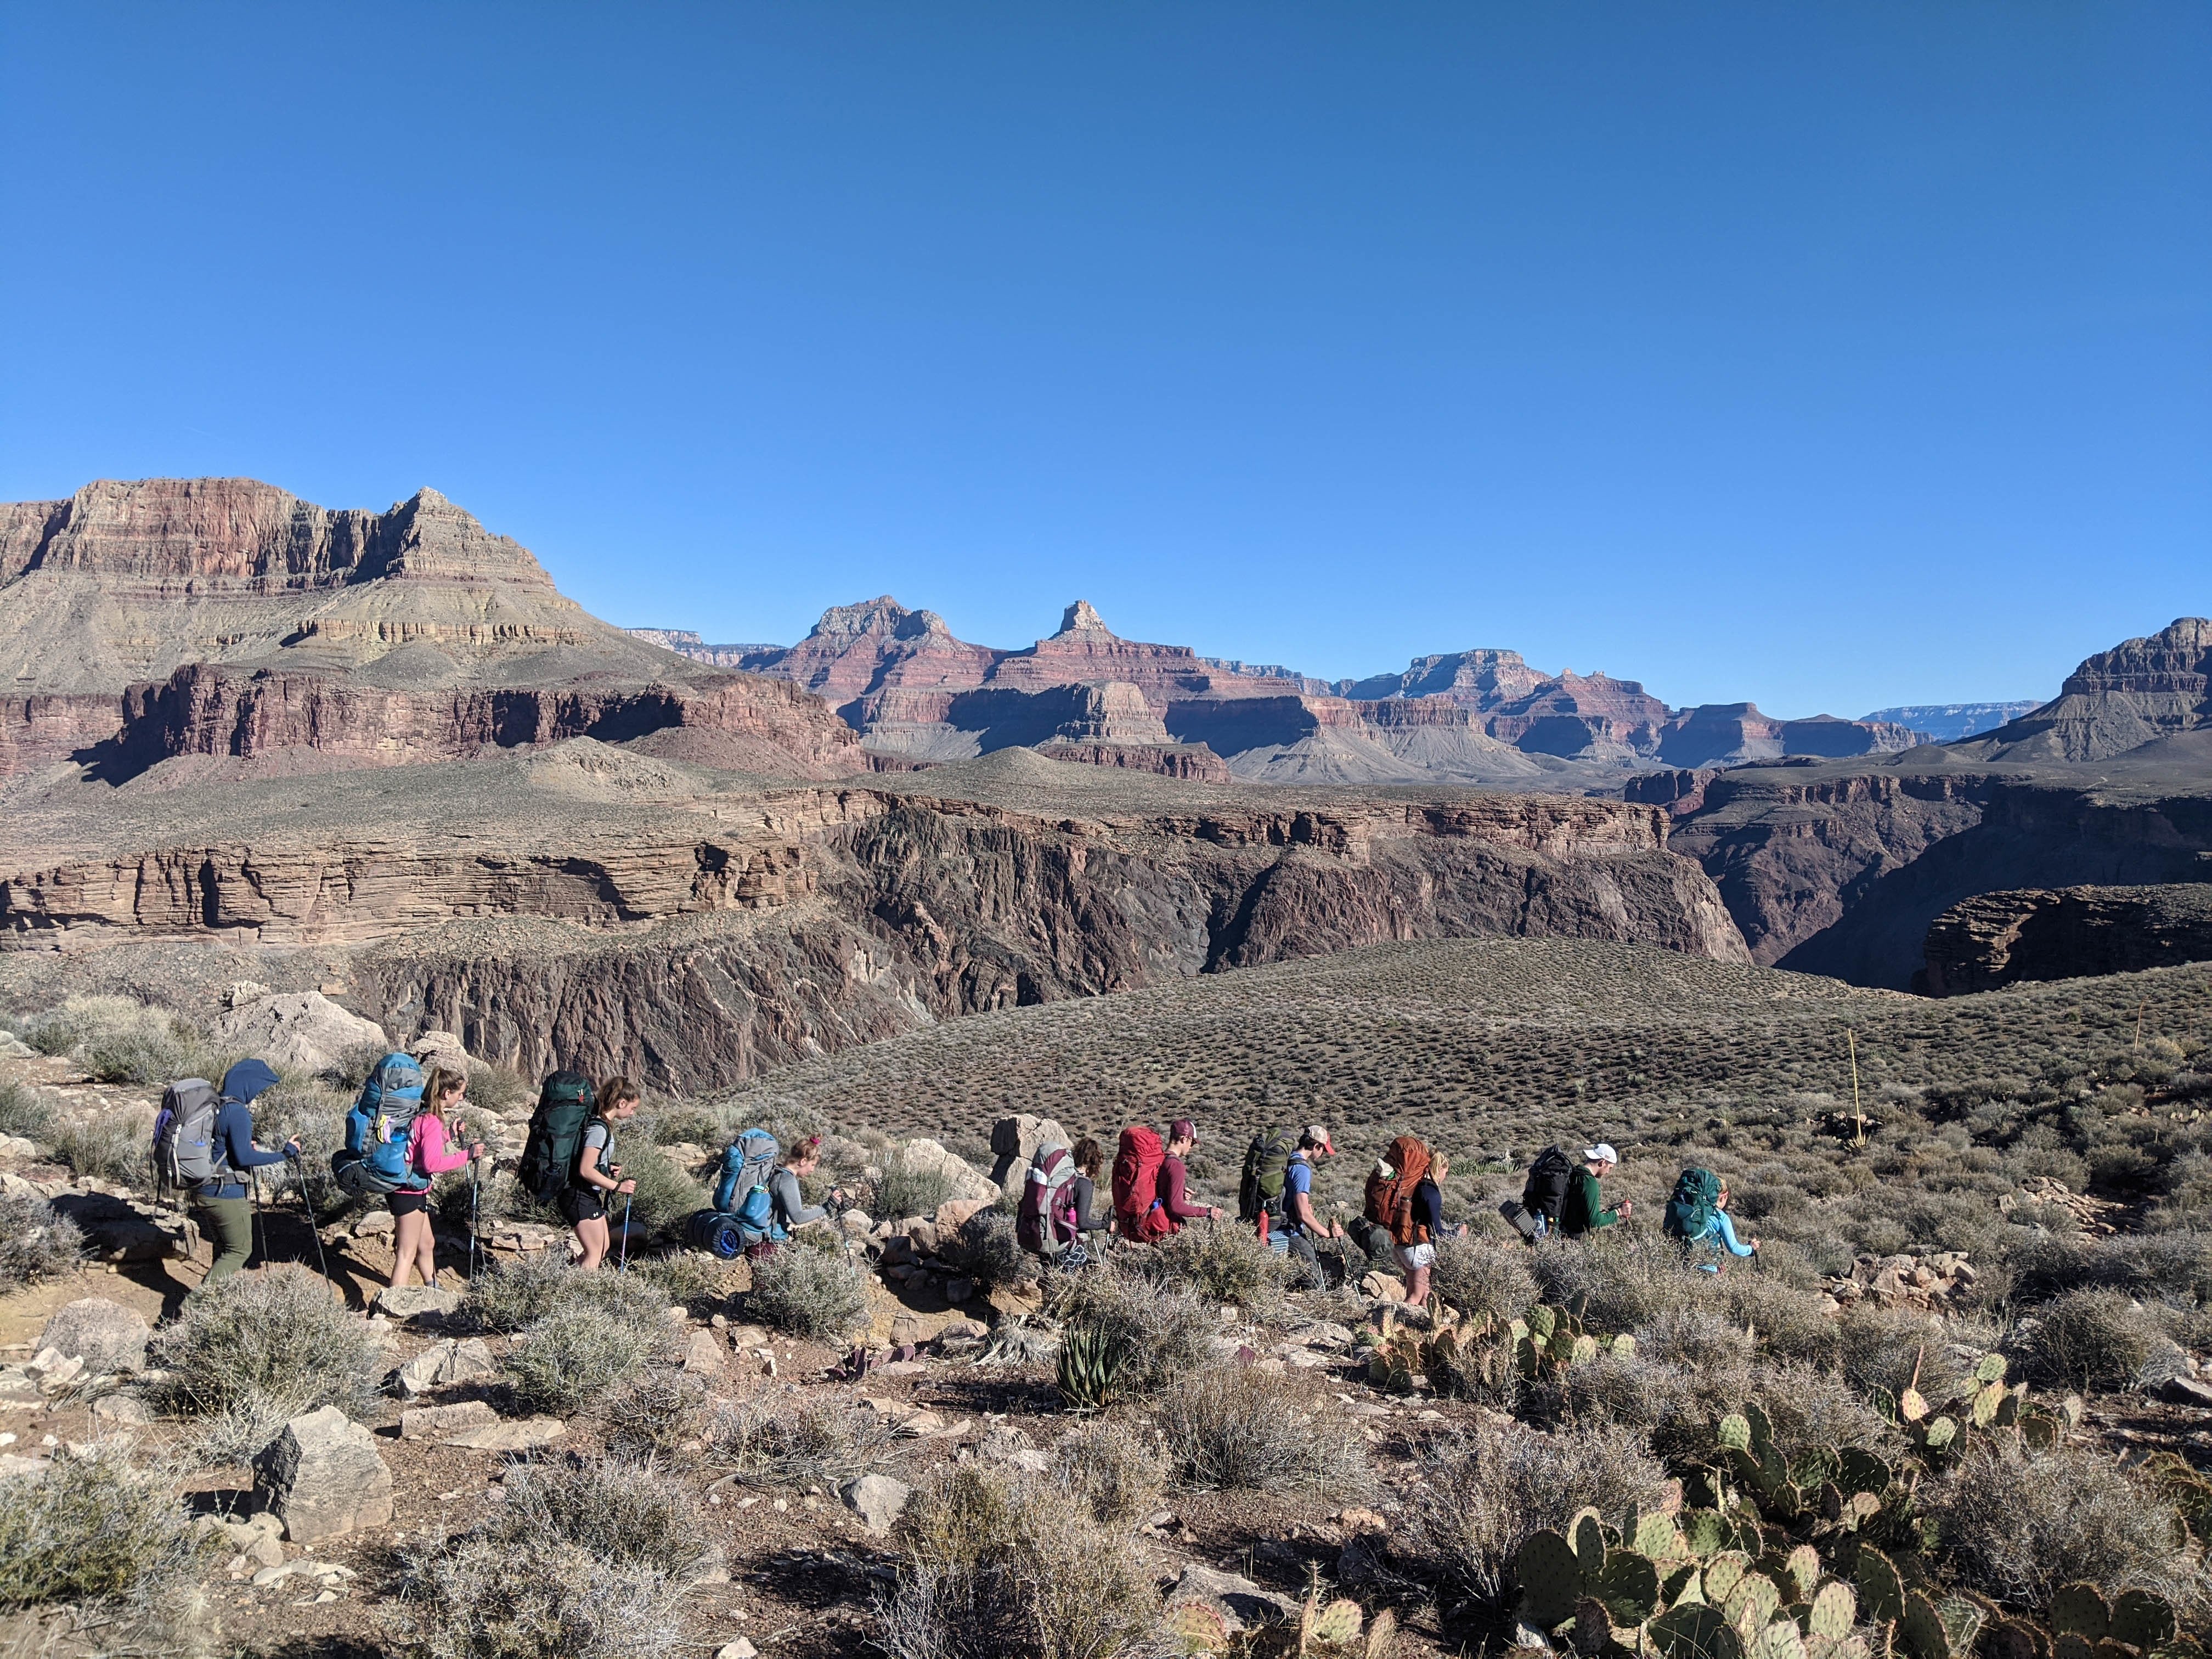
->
<box><xmin>251</xmin><ymin>1169</ymin><xmax>267</xmax><ymax>1274</ymax></box>
<box><xmin>617</xmin><ymin>1192</ymin><xmax>633</xmax><ymax>1273</ymax></box>
<box><xmin>467</xmin><ymin>1157</ymin><xmax>481</xmax><ymax>1282</ymax></box>
<box><xmin>289</xmin><ymin>1150</ymin><xmax>338</xmax><ymax>1298</ymax></box>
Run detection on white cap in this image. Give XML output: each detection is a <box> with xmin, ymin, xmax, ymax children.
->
<box><xmin>1584</xmin><ymin>1143</ymin><xmax>1619</xmax><ymax>1165</ymax></box>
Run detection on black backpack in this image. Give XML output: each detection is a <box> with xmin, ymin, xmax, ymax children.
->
<box><xmin>1238</xmin><ymin>1126</ymin><xmax>1298</xmax><ymax>1223</ymax></box>
<box><xmin>1522</xmin><ymin>1146</ymin><xmax>1575</xmax><ymax>1226</ymax></box>
<box><xmin>516</xmin><ymin>1071</ymin><xmax>596</xmax><ymax>1202</ymax></box>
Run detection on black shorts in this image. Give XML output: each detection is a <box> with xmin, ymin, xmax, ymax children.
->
<box><xmin>388</xmin><ymin>1190</ymin><xmax>432</xmax><ymax>1216</ymax></box>
<box><xmin>561</xmin><ymin>1187</ymin><xmax>607</xmax><ymax>1224</ymax></box>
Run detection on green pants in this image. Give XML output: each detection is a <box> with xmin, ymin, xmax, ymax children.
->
<box><xmin>191</xmin><ymin>1195</ymin><xmax>254</xmax><ymax>1291</ymax></box>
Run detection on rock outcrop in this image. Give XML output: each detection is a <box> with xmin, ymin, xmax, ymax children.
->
<box><xmin>0</xmin><ymin>478</ymin><xmax>862</xmax><ymax>781</ymax></box>
<box><xmin>1920</xmin><ymin>883</ymin><xmax>2212</xmax><ymax>995</ymax></box>
<box><xmin>252</xmin><ymin>1404</ymin><xmax>394</xmax><ymax>1543</ymax></box>
<box><xmin>211</xmin><ymin>992</ymin><xmax>388</xmax><ymax>1074</ymax></box>
<box><xmin>1958</xmin><ymin>618</ymin><xmax>2212</xmax><ymax>763</ymax></box>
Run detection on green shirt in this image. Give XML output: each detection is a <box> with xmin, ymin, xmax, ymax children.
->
<box><xmin>1561</xmin><ymin>1165</ymin><xmax>1621</xmax><ymax>1236</ymax></box>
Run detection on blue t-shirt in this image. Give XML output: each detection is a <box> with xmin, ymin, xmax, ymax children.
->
<box><xmin>1282</xmin><ymin>1154</ymin><xmax>1316</xmax><ymax>1234</ymax></box>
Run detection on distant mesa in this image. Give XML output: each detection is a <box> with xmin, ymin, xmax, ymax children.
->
<box><xmin>0</xmin><ymin>477</ymin><xmax>861</xmax><ymax>782</ymax></box>
<box><xmin>631</xmin><ymin>601</ymin><xmax>1924</xmax><ymax>783</ymax></box>
<box><xmin>1861</xmin><ymin>702</ymin><xmax>2044</xmax><ymax>744</ymax></box>
<box><xmin>1951</xmin><ymin>618</ymin><xmax>2212</xmax><ymax>763</ymax></box>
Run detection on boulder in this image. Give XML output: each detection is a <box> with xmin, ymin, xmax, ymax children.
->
<box><xmin>253</xmin><ymin>1405</ymin><xmax>394</xmax><ymax>1543</ymax></box>
<box><xmin>988</xmin><ymin>1114</ymin><xmax>1068</xmax><ymax>1189</ymax></box>
<box><xmin>212</xmin><ymin>992</ymin><xmax>387</xmax><ymax>1078</ymax></box>
<box><xmin>894</xmin><ymin>1139</ymin><xmax>1000</xmax><ymax>1205</ymax></box>
<box><xmin>37</xmin><ymin>1298</ymin><xmax>150</xmax><ymax>1374</ymax></box>
<box><xmin>394</xmin><ymin>1336</ymin><xmax>494</xmax><ymax>1396</ymax></box>
<box><xmin>0</xmin><ymin>1133</ymin><xmax>37</xmax><ymax>1160</ymax></box>
<box><xmin>935</xmin><ymin>1198</ymin><xmax>991</xmax><ymax>1233</ymax></box>
<box><xmin>442</xmin><ymin>1416</ymin><xmax>567</xmax><ymax>1452</ymax></box>
<box><xmin>1169</xmin><ymin>1564</ymin><xmax>1300</xmax><ymax>1632</ymax></box>
<box><xmin>842</xmin><ymin>1473</ymin><xmax>912</xmax><ymax>1536</ymax></box>
<box><xmin>400</xmin><ymin>1400</ymin><xmax>499</xmax><ymax>1440</ymax></box>
<box><xmin>374</xmin><ymin>1285</ymin><xmax>463</xmax><ymax>1322</ymax></box>
<box><xmin>408</xmin><ymin>1030</ymin><xmax>472</xmax><ymax>1075</ymax></box>
<box><xmin>91</xmin><ymin>1392</ymin><xmax>154</xmax><ymax>1425</ymax></box>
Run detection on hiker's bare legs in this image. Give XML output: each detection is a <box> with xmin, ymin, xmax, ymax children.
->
<box><xmin>575</xmin><ymin>1215</ymin><xmax>609</xmax><ymax>1271</ymax></box>
<box><xmin>391</xmin><ymin>1209</ymin><xmax>430</xmax><ymax>1289</ymax></box>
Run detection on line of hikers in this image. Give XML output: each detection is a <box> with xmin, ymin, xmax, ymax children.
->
<box><xmin>153</xmin><ymin>1047</ymin><xmax>1757</xmax><ymax>1297</ymax></box>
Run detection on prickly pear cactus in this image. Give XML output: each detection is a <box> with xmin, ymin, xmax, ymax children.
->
<box><xmin>1804</xmin><ymin>1580</ymin><xmax>1857</xmax><ymax>1640</ymax></box>
<box><xmin>1169</xmin><ymin>1600</ymin><xmax>1231</xmax><ymax>1656</ymax></box>
<box><xmin>1517</xmin><ymin>1528</ymin><xmax>1587</xmax><ymax>1630</ymax></box>
<box><xmin>1651</xmin><ymin>1602</ymin><xmax>1747</xmax><ymax>1659</ymax></box>
<box><xmin>1854</xmin><ymin>1547</ymin><xmax>1904</xmax><ymax>1626</ymax></box>
<box><xmin>1310</xmin><ymin>1599</ymin><xmax>1363</xmax><ymax>1647</ymax></box>
<box><xmin>2050</xmin><ymin>1584</ymin><xmax>2111</xmax><ymax>1641</ymax></box>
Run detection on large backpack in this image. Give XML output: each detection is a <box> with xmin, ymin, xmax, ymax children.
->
<box><xmin>1364</xmin><ymin>1135</ymin><xmax>1432</xmax><ymax>1246</ymax></box>
<box><xmin>153</xmin><ymin>1079</ymin><xmax>224</xmax><ymax>1189</ymax></box>
<box><xmin>330</xmin><ymin>1052</ymin><xmax>427</xmax><ymax>1198</ymax></box>
<box><xmin>1111</xmin><ymin>1125</ymin><xmax>1172</xmax><ymax>1243</ymax></box>
<box><xmin>1664</xmin><ymin>1167</ymin><xmax>1723</xmax><ymax>1242</ymax></box>
<box><xmin>1017</xmin><ymin>1140</ymin><xmax>1081</xmax><ymax>1257</ymax></box>
<box><xmin>1237</xmin><ymin>1126</ymin><xmax>1297</xmax><ymax>1225</ymax></box>
<box><xmin>515</xmin><ymin>1071</ymin><xmax>597</xmax><ymax>1203</ymax></box>
<box><xmin>1522</xmin><ymin>1146</ymin><xmax>1575</xmax><ymax>1227</ymax></box>
<box><xmin>690</xmin><ymin>1127</ymin><xmax>788</xmax><ymax>1259</ymax></box>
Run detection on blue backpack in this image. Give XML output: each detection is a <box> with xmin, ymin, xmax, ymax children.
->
<box><xmin>687</xmin><ymin>1128</ymin><xmax>788</xmax><ymax>1258</ymax></box>
<box><xmin>331</xmin><ymin>1052</ymin><xmax>427</xmax><ymax>1197</ymax></box>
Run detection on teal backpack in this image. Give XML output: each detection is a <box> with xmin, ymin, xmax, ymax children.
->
<box><xmin>331</xmin><ymin>1052</ymin><xmax>427</xmax><ymax>1197</ymax></box>
<box><xmin>1663</xmin><ymin>1167</ymin><xmax>1722</xmax><ymax>1242</ymax></box>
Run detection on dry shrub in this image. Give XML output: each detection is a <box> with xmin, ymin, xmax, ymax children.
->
<box><xmin>1049</xmin><ymin>1417</ymin><xmax>1165</xmax><ymax>1528</ymax></box>
<box><xmin>2008</xmin><ymin>1233</ymin><xmax>2211</xmax><ymax>1305</ymax></box>
<box><xmin>1156</xmin><ymin>1365</ymin><xmax>1366</xmax><ymax>1493</ymax></box>
<box><xmin>1140</xmin><ymin>1223</ymin><xmax>1293</xmax><ymax>1316</ymax></box>
<box><xmin>150</xmin><ymin>1265</ymin><xmax>381</xmax><ymax>1425</ymax></box>
<box><xmin>1558</xmin><ymin>1346</ymin><xmax>1894</xmax><ymax>1468</ymax></box>
<box><xmin>601</xmin><ymin>1371</ymin><xmax>711</xmax><ymax>1462</ymax></box>
<box><xmin>1531</xmin><ymin>1233</ymin><xmax>1696</xmax><ymax>1331</ymax></box>
<box><xmin>936</xmin><ymin>1209</ymin><xmax>1039</xmax><ymax>1291</ymax></box>
<box><xmin>0</xmin><ymin>1079</ymin><xmax>54</xmax><ymax>1141</ymax></box>
<box><xmin>2025</xmin><ymin>1289</ymin><xmax>2161</xmax><ymax>1392</ymax></box>
<box><xmin>466</xmin><ymin>1253</ymin><xmax>665</xmax><ymax>1335</ymax></box>
<box><xmin>504</xmin><ymin>1300</ymin><xmax>662</xmax><ymax>1417</ymax></box>
<box><xmin>1834</xmin><ymin>1308</ymin><xmax>1967</xmax><ymax>1404</ymax></box>
<box><xmin>878</xmin><ymin>1462</ymin><xmax>1159</xmax><ymax>1659</ymax></box>
<box><xmin>748</xmin><ymin>1240</ymin><xmax>873</xmax><ymax>1340</ymax></box>
<box><xmin>1045</xmin><ymin>1255</ymin><xmax>1214</xmax><ymax>1396</ymax></box>
<box><xmin>24</xmin><ymin>996</ymin><xmax>201</xmax><ymax>1085</ymax></box>
<box><xmin>400</xmin><ymin>1458</ymin><xmax>702</xmax><ymax>1659</ymax></box>
<box><xmin>634</xmin><ymin>1252</ymin><xmax>740</xmax><ymax>1314</ymax></box>
<box><xmin>1429</xmin><ymin>1236</ymin><xmax>1537</xmax><ymax>1324</ymax></box>
<box><xmin>0</xmin><ymin>1191</ymin><xmax>84</xmax><ymax>1293</ymax></box>
<box><xmin>0</xmin><ymin>1447</ymin><xmax>218</xmax><ymax>1612</ymax></box>
<box><xmin>1709</xmin><ymin>1270</ymin><xmax>1839</xmax><ymax>1363</ymax></box>
<box><xmin>1400</xmin><ymin>1417</ymin><xmax>1671</xmax><ymax>1607</ymax></box>
<box><xmin>873</xmin><ymin>1149</ymin><xmax>958</xmax><ymax>1222</ymax></box>
<box><xmin>46</xmin><ymin>1107</ymin><xmax>155</xmax><ymax>1189</ymax></box>
<box><xmin>610</xmin><ymin>1141</ymin><xmax>708</xmax><ymax>1241</ymax></box>
<box><xmin>1929</xmin><ymin>1440</ymin><xmax>2211</xmax><ymax>1616</ymax></box>
<box><xmin>704</xmin><ymin>1386</ymin><xmax>895</xmax><ymax>1488</ymax></box>
<box><xmin>1633</xmin><ymin>1306</ymin><xmax>1754</xmax><ymax>1374</ymax></box>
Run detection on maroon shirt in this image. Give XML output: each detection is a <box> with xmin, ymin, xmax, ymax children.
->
<box><xmin>1158</xmin><ymin>1155</ymin><xmax>1211</xmax><ymax>1226</ymax></box>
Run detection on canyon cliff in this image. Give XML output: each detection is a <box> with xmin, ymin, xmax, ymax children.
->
<box><xmin>0</xmin><ymin>478</ymin><xmax>861</xmax><ymax>780</ymax></box>
<box><xmin>1919</xmin><ymin>883</ymin><xmax>2212</xmax><ymax>995</ymax></box>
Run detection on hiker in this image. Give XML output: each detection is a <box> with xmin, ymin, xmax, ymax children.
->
<box><xmin>1560</xmin><ymin>1142</ymin><xmax>1632</xmax><ymax>1238</ymax></box>
<box><xmin>1068</xmin><ymin>1136</ymin><xmax>1113</xmax><ymax>1248</ymax></box>
<box><xmin>1663</xmin><ymin>1167</ymin><xmax>1758</xmax><ymax>1272</ymax></box>
<box><xmin>1398</xmin><ymin>1148</ymin><xmax>1459</xmax><ymax>1307</ymax></box>
<box><xmin>1016</xmin><ymin>1133</ymin><xmax>1107</xmax><ymax>1268</ymax></box>
<box><xmin>188</xmin><ymin>1060</ymin><xmax>298</xmax><ymax>1293</ymax></box>
<box><xmin>1278</xmin><ymin>1124</ymin><xmax>1341</xmax><ymax>1286</ymax></box>
<box><xmin>1510</xmin><ymin>1143</ymin><xmax>1576</xmax><ymax>1242</ymax></box>
<box><xmin>1238</xmin><ymin>1123</ymin><xmax>1298</xmax><ymax>1239</ymax></box>
<box><xmin>1157</xmin><ymin>1119</ymin><xmax>1221</xmax><ymax>1233</ymax></box>
<box><xmin>1111</xmin><ymin>1123</ymin><xmax>1175</xmax><ymax>1243</ymax></box>
<box><xmin>565</xmin><ymin>1076</ymin><xmax>639</xmax><ymax>1271</ymax></box>
<box><xmin>387</xmin><ymin>1067</ymin><xmax>484</xmax><ymax>1292</ymax></box>
<box><xmin>770</xmin><ymin>1135</ymin><xmax>849</xmax><ymax>1234</ymax></box>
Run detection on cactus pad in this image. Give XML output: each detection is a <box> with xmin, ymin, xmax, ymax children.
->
<box><xmin>1758</xmin><ymin>1618</ymin><xmax>1809</xmax><ymax>1659</ymax></box>
<box><xmin>1572</xmin><ymin>1510</ymin><xmax>1607</xmax><ymax>1575</ymax></box>
<box><xmin>2051</xmin><ymin>1635</ymin><xmax>2095</xmax><ymax>1659</ymax></box>
<box><xmin>1805</xmin><ymin>1581</ymin><xmax>1857</xmax><ymax>1639</ymax></box>
<box><xmin>1570</xmin><ymin>1598</ymin><xmax>1615</xmax><ymax>1657</ymax></box>
<box><xmin>1684</xmin><ymin>1509</ymin><xmax>1730</xmax><ymax>1558</ymax></box>
<box><xmin>1836</xmin><ymin>1448</ymin><xmax>1891</xmax><ymax>1497</ymax></box>
<box><xmin>1719</xmin><ymin>1414</ymin><xmax>1754</xmax><ymax>1452</ymax></box>
<box><xmin>1921</xmin><ymin>1415</ymin><xmax>1957</xmax><ymax>1452</ymax></box>
<box><xmin>1664</xmin><ymin>1564</ymin><xmax>1705</xmax><ymax>1607</ymax></box>
<box><xmin>1982</xmin><ymin>1621</ymin><xmax>2042</xmax><ymax>1659</ymax></box>
<box><xmin>1168</xmin><ymin>1601</ymin><xmax>1230</xmax><ymax>1656</ymax></box>
<box><xmin>1652</xmin><ymin>1603</ymin><xmax>1748</xmax><ymax>1659</ymax></box>
<box><xmin>1638</xmin><ymin>1511</ymin><xmax>1687</xmax><ymax>1560</ymax></box>
<box><xmin>1312</xmin><ymin>1598</ymin><xmax>1364</xmax><ymax>1646</ymax></box>
<box><xmin>1897</xmin><ymin>1592</ymin><xmax>1949</xmax><ymax>1659</ymax></box>
<box><xmin>1974</xmin><ymin>1352</ymin><xmax>2008</xmax><ymax>1385</ymax></box>
<box><xmin>1782</xmin><ymin>1547</ymin><xmax>1820</xmax><ymax>1601</ymax></box>
<box><xmin>2108</xmin><ymin>1589</ymin><xmax>2175</xmax><ymax>1651</ymax></box>
<box><xmin>1517</xmin><ymin>1528</ymin><xmax>1587</xmax><ymax>1630</ymax></box>
<box><xmin>1854</xmin><ymin>1548</ymin><xmax>1904</xmax><ymax>1626</ymax></box>
<box><xmin>2051</xmin><ymin>1584</ymin><xmax>2111</xmax><ymax>1640</ymax></box>
<box><xmin>1596</xmin><ymin>1549</ymin><xmax>1662</xmax><ymax>1625</ymax></box>
<box><xmin>1724</xmin><ymin>1573</ymin><xmax>1781</xmax><ymax>1632</ymax></box>
<box><xmin>1705</xmin><ymin>1553</ymin><xmax>1749</xmax><ymax>1603</ymax></box>
<box><xmin>1364</xmin><ymin>1607</ymin><xmax>1397</xmax><ymax>1659</ymax></box>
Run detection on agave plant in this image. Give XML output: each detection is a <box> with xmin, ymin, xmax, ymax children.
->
<box><xmin>1057</xmin><ymin>1318</ymin><xmax>1124</xmax><ymax>1411</ymax></box>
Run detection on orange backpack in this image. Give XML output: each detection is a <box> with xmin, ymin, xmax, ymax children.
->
<box><xmin>1364</xmin><ymin>1135</ymin><xmax>1432</xmax><ymax>1246</ymax></box>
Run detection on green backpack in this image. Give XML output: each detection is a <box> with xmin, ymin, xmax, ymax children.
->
<box><xmin>517</xmin><ymin>1071</ymin><xmax>597</xmax><ymax>1202</ymax></box>
<box><xmin>1663</xmin><ymin>1167</ymin><xmax>1722</xmax><ymax>1241</ymax></box>
<box><xmin>1238</xmin><ymin>1126</ymin><xmax>1297</xmax><ymax>1224</ymax></box>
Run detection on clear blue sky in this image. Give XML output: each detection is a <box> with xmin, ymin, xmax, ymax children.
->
<box><xmin>3</xmin><ymin>5</ymin><xmax>2205</xmax><ymax>718</ymax></box>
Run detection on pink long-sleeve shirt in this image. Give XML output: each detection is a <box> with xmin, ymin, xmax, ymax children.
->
<box><xmin>402</xmin><ymin>1113</ymin><xmax>473</xmax><ymax>1191</ymax></box>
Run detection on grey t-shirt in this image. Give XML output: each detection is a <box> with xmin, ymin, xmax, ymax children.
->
<box><xmin>574</xmin><ymin>1120</ymin><xmax>614</xmax><ymax>1188</ymax></box>
<box><xmin>770</xmin><ymin>1166</ymin><xmax>828</xmax><ymax>1229</ymax></box>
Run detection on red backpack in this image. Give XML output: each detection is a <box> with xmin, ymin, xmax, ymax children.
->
<box><xmin>1111</xmin><ymin>1125</ymin><xmax>1173</xmax><ymax>1243</ymax></box>
<box><xmin>1365</xmin><ymin>1135</ymin><xmax>1433</xmax><ymax>1246</ymax></box>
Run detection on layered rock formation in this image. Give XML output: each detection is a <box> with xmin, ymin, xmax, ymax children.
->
<box><xmin>1957</xmin><ymin>618</ymin><xmax>2212</xmax><ymax>763</ymax></box>
<box><xmin>1862</xmin><ymin>702</ymin><xmax>2044</xmax><ymax>743</ymax></box>
<box><xmin>644</xmin><ymin>599</ymin><xmax>1920</xmax><ymax>780</ymax></box>
<box><xmin>0</xmin><ymin>478</ymin><xmax>861</xmax><ymax>780</ymax></box>
<box><xmin>0</xmin><ymin>744</ymin><xmax>1747</xmax><ymax>1090</ymax></box>
<box><xmin>1920</xmin><ymin>883</ymin><xmax>2212</xmax><ymax>995</ymax></box>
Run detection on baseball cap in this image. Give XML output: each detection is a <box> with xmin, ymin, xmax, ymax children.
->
<box><xmin>1170</xmin><ymin>1119</ymin><xmax>1198</xmax><ymax>1143</ymax></box>
<box><xmin>1303</xmin><ymin>1124</ymin><xmax>1336</xmax><ymax>1155</ymax></box>
<box><xmin>1584</xmin><ymin>1143</ymin><xmax>1620</xmax><ymax>1165</ymax></box>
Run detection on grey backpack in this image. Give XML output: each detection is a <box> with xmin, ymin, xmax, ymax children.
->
<box><xmin>154</xmin><ymin>1079</ymin><xmax>224</xmax><ymax>1187</ymax></box>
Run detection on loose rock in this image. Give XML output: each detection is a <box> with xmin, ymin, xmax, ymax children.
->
<box><xmin>253</xmin><ymin>1405</ymin><xmax>395</xmax><ymax>1543</ymax></box>
<box><xmin>842</xmin><ymin>1473</ymin><xmax>912</xmax><ymax>1536</ymax></box>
